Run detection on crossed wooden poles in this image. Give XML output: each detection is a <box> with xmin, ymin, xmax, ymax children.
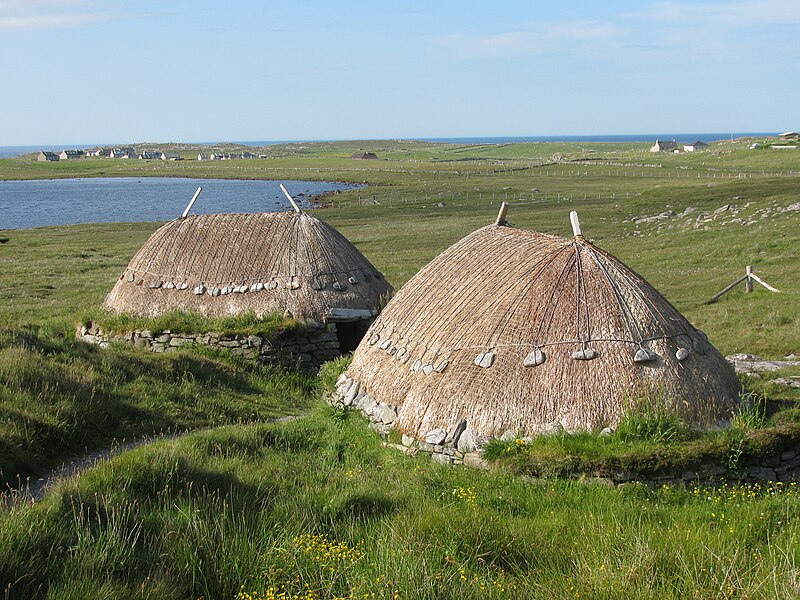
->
<box><xmin>710</xmin><ymin>265</ymin><xmax>780</xmax><ymax>303</ymax></box>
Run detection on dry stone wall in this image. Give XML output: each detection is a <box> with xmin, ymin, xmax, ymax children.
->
<box><xmin>329</xmin><ymin>372</ymin><xmax>800</xmax><ymax>486</ymax></box>
<box><xmin>77</xmin><ymin>321</ymin><xmax>342</xmax><ymax>371</ymax></box>
<box><xmin>328</xmin><ymin>372</ymin><xmax>486</xmax><ymax>467</ymax></box>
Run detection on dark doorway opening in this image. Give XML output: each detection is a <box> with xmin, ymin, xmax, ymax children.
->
<box><xmin>335</xmin><ymin>320</ymin><xmax>370</xmax><ymax>353</ymax></box>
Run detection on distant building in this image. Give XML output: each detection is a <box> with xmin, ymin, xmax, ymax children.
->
<box><xmin>59</xmin><ymin>150</ymin><xmax>84</xmax><ymax>160</ymax></box>
<box><xmin>139</xmin><ymin>152</ymin><xmax>161</xmax><ymax>160</ymax></box>
<box><xmin>209</xmin><ymin>153</ymin><xmax>222</xmax><ymax>160</ymax></box>
<box><xmin>85</xmin><ymin>149</ymin><xmax>103</xmax><ymax>157</ymax></box>
<box><xmin>37</xmin><ymin>151</ymin><xmax>59</xmax><ymax>162</ymax></box>
<box><xmin>160</xmin><ymin>152</ymin><xmax>181</xmax><ymax>160</ymax></box>
<box><xmin>683</xmin><ymin>141</ymin><xmax>708</xmax><ymax>152</ymax></box>
<box><xmin>778</xmin><ymin>131</ymin><xmax>799</xmax><ymax>139</ymax></box>
<box><xmin>650</xmin><ymin>140</ymin><xmax>678</xmax><ymax>153</ymax></box>
<box><xmin>110</xmin><ymin>147</ymin><xmax>136</xmax><ymax>159</ymax></box>
<box><xmin>241</xmin><ymin>151</ymin><xmax>256</xmax><ymax>159</ymax></box>
<box><xmin>197</xmin><ymin>153</ymin><xmax>209</xmax><ymax>161</ymax></box>
<box><xmin>350</xmin><ymin>151</ymin><xmax>379</xmax><ymax>159</ymax></box>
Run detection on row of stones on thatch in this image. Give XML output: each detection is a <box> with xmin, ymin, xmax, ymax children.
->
<box><xmin>76</xmin><ymin>323</ymin><xmax>340</xmax><ymax>370</ymax></box>
<box><xmin>123</xmin><ymin>270</ymin><xmax>384</xmax><ymax>295</ymax></box>
<box><xmin>366</xmin><ymin>330</ymin><xmax>711</xmax><ymax>373</ymax></box>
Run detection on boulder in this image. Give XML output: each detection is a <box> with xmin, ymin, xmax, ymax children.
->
<box><xmin>424</xmin><ymin>428</ymin><xmax>447</xmax><ymax>445</ymax></box>
<box><xmin>379</xmin><ymin>405</ymin><xmax>397</xmax><ymax>424</ymax></box>
<box><xmin>540</xmin><ymin>422</ymin><xmax>564</xmax><ymax>436</ymax></box>
<box><xmin>457</xmin><ymin>428</ymin><xmax>476</xmax><ymax>453</ymax></box>
<box><xmin>445</xmin><ymin>419</ymin><xmax>467</xmax><ymax>447</ymax></box>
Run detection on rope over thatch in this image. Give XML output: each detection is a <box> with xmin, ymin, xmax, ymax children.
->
<box><xmin>346</xmin><ymin>221</ymin><xmax>739</xmax><ymax>442</ymax></box>
<box><xmin>104</xmin><ymin>211</ymin><xmax>393</xmax><ymax>320</ymax></box>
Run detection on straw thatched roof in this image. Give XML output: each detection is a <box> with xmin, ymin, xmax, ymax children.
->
<box><xmin>104</xmin><ymin>211</ymin><xmax>393</xmax><ymax>321</ymax></box>
<box><xmin>346</xmin><ymin>216</ymin><xmax>739</xmax><ymax>443</ymax></box>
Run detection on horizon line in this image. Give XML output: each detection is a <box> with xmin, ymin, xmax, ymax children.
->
<box><xmin>1</xmin><ymin>131</ymin><xmax>784</xmax><ymax>150</ymax></box>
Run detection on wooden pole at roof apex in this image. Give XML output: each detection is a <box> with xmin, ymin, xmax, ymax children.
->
<box><xmin>279</xmin><ymin>183</ymin><xmax>302</xmax><ymax>213</ymax></box>
<box><xmin>180</xmin><ymin>187</ymin><xmax>202</xmax><ymax>218</ymax></box>
<box><xmin>494</xmin><ymin>202</ymin><xmax>509</xmax><ymax>226</ymax></box>
<box><xmin>570</xmin><ymin>211</ymin><xmax>583</xmax><ymax>238</ymax></box>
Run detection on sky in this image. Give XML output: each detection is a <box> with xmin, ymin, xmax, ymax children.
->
<box><xmin>1</xmin><ymin>0</ymin><xmax>798</xmax><ymax>145</ymax></box>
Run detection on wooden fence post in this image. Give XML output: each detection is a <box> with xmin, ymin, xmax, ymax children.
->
<box><xmin>709</xmin><ymin>266</ymin><xmax>781</xmax><ymax>303</ymax></box>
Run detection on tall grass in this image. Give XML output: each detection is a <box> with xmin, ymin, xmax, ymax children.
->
<box><xmin>1</xmin><ymin>407</ymin><xmax>799</xmax><ymax>599</ymax></box>
<box><xmin>0</xmin><ymin>329</ymin><xmax>313</xmax><ymax>487</ymax></box>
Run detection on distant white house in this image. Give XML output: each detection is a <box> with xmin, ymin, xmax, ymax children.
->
<box><xmin>37</xmin><ymin>151</ymin><xmax>59</xmax><ymax>162</ymax></box>
<box><xmin>110</xmin><ymin>147</ymin><xmax>136</xmax><ymax>159</ymax></box>
<box><xmin>85</xmin><ymin>149</ymin><xmax>103</xmax><ymax>157</ymax></box>
<box><xmin>139</xmin><ymin>152</ymin><xmax>161</xmax><ymax>160</ymax></box>
<box><xmin>683</xmin><ymin>141</ymin><xmax>708</xmax><ymax>152</ymax></box>
<box><xmin>160</xmin><ymin>152</ymin><xmax>181</xmax><ymax>160</ymax></box>
<box><xmin>778</xmin><ymin>131</ymin><xmax>799</xmax><ymax>140</ymax></box>
<box><xmin>650</xmin><ymin>139</ymin><xmax>678</xmax><ymax>152</ymax></box>
<box><xmin>197</xmin><ymin>153</ymin><xmax>209</xmax><ymax>161</ymax></box>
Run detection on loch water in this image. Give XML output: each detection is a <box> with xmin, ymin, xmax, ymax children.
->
<box><xmin>0</xmin><ymin>178</ymin><xmax>361</xmax><ymax>230</ymax></box>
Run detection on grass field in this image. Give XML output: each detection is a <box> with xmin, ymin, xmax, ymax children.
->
<box><xmin>1</xmin><ymin>138</ymin><xmax>799</xmax><ymax>598</ymax></box>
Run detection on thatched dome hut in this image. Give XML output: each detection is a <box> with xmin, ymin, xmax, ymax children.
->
<box><xmin>104</xmin><ymin>211</ymin><xmax>393</xmax><ymax>328</ymax></box>
<box><xmin>344</xmin><ymin>210</ymin><xmax>739</xmax><ymax>446</ymax></box>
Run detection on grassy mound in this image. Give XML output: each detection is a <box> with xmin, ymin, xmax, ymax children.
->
<box><xmin>83</xmin><ymin>310</ymin><xmax>303</xmax><ymax>339</ymax></box>
<box><xmin>0</xmin><ymin>328</ymin><xmax>313</xmax><ymax>487</ymax></box>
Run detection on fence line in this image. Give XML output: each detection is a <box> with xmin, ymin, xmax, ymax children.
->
<box><xmin>242</xmin><ymin>165</ymin><xmax>800</xmax><ymax>179</ymax></box>
<box><xmin>336</xmin><ymin>189</ymin><xmax>644</xmax><ymax>209</ymax></box>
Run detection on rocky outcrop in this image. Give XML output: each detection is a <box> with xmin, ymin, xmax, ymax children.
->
<box><xmin>726</xmin><ymin>353</ymin><xmax>800</xmax><ymax>376</ymax></box>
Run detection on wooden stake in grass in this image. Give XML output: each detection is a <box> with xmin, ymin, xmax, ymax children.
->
<box><xmin>181</xmin><ymin>187</ymin><xmax>202</xmax><ymax>218</ymax></box>
<box><xmin>279</xmin><ymin>183</ymin><xmax>302</xmax><ymax>213</ymax></box>
<box><xmin>709</xmin><ymin>265</ymin><xmax>781</xmax><ymax>303</ymax></box>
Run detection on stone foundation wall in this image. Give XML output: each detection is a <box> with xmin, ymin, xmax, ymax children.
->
<box><xmin>329</xmin><ymin>372</ymin><xmax>485</xmax><ymax>467</ymax></box>
<box><xmin>77</xmin><ymin>321</ymin><xmax>342</xmax><ymax>371</ymax></box>
<box><xmin>604</xmin><ymin>449</ymin><xmax>800</xmax><ymax>488</ymax></box>
<box><xmin>329</xmin><ymin>373</ymin><xmax>800</xmax><ymax>486</ymax></box>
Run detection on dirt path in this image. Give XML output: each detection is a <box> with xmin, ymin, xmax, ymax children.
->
<box><xmin>1</xmin><ymin>415</ymin><xmax>302</xmax><ymax>510</ymax></box>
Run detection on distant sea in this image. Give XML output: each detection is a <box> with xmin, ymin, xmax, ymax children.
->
<box><xmin>0</xmin><ymin>133</ymin><xmax>779</xmax><ymax>159</ymax></box>
<box><xmin>410</xmin><ymin>133</ymin><xmax>778</xmax><ymax>145</ymax></box>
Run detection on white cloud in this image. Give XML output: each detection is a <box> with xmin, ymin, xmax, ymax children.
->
<box><xmin>438</xmin><ymin>21</ymin><xmax>622</xmax><ymax>58</ymax></box>
<box><xmin>647</xmin><ymin>0</ymin><xmax>800</xmax><ymax>27</ymax></box>
<box><xmin>0</xmin><ymin>0</ymin><xmax>145</xmax><ymax>31</ymax></box>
